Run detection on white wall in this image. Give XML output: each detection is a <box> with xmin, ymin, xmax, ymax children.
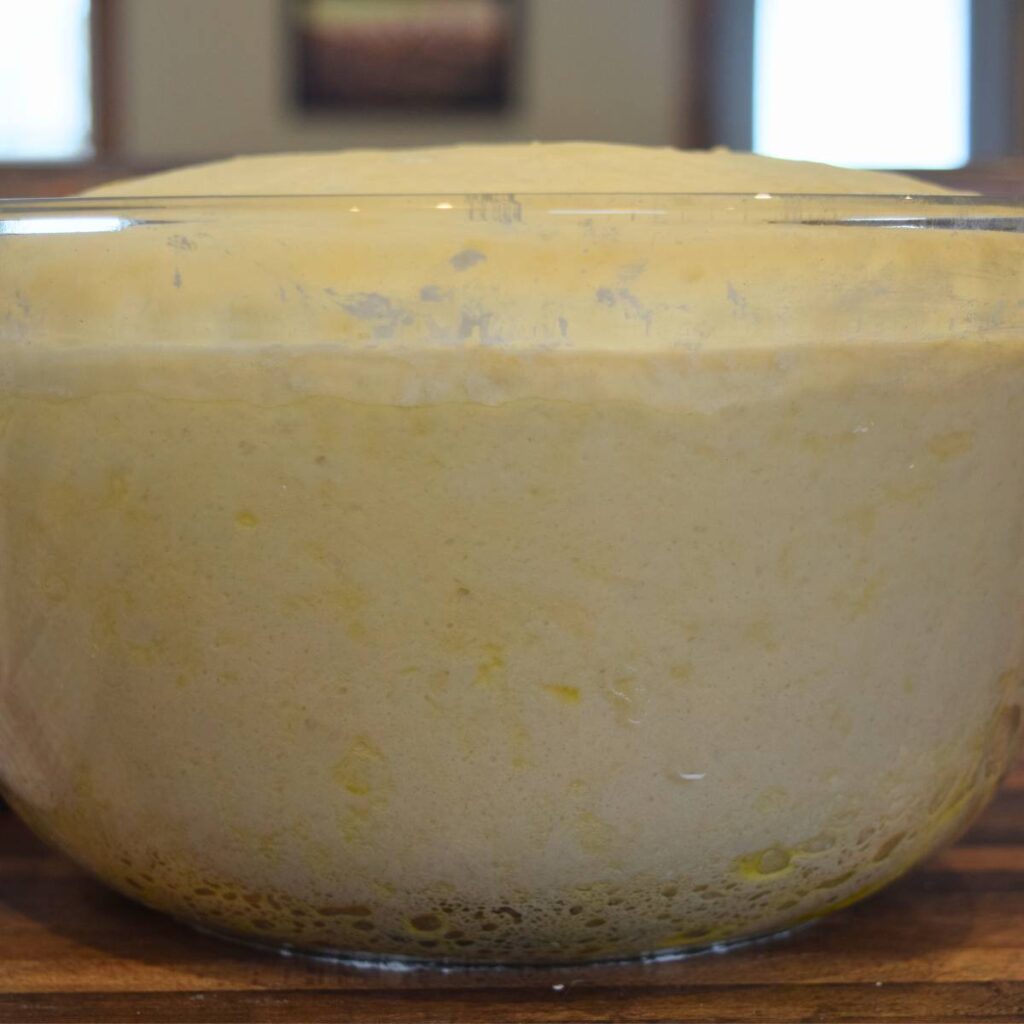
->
<box><xmin>116</xmin><ymin>0</ymin><xmax>688</xmax><ymax>163</ymax></box>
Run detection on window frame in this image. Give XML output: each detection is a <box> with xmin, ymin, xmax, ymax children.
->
<box><xmin>90</xmin><ymin>0</ymin><xmax>117</xmax><ymax>158</ymax></box>
<box><xmin>690</xmin><ymin>0</ymin><xmax>1020</xmax><ymax>165</ymax></box>
<box><xmin>0</xmin><ymin>0</ymin><xmax>116</xmax><ymax>171</ymax></box>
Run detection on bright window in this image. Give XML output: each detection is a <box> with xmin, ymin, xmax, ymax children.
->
<box><xmin>0</xmin><ymin>0</ymin><xmax>93</xmax><ymax>161</ymax></box>
<box><xmin>753</xmin><ymin>0</ymin><xmax>970</xmax><ymax>169</ymax></box>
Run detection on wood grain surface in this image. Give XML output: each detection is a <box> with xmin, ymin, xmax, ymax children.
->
<box><xmin>0</xmin><ymin>755</ymin><xmax>1022</xmax><ymax>1023</ymax></box>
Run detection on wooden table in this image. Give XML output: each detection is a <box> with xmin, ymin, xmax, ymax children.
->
<box><xmin>1</xmin><ymin>755</ymin><xmax>1022</xmax><ymax>1023</ymax></box>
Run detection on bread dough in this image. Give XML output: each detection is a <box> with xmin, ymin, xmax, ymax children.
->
<box><xmin>85</xmin><ymin>141</ymin><xmax>953</xmax><ymax>197</ymax></box>
<box><xmin>1</xmin><ymin>145</ymin><xmax>1022</xmax><ymax>963</ymax></box>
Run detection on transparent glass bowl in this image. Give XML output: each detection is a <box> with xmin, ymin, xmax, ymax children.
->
<box><xmin>1</xmin><ymin>193</ymin><xmax>1023</xmax><ymax>965</ymax></box>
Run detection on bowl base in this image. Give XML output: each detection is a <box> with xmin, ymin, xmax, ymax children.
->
<box><xmin>184</xmin><ymin>916</ymin><xmax>812</xmax><ymax>972</ymax></box>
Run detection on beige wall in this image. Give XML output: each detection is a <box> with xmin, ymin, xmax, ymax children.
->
<box><xmin>117</xmin><ymin>0</ymin><xmax>689</xmax><ymax>164</ymax></box>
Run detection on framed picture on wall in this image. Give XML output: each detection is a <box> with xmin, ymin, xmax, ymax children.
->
<box><xmin>292</xmin><ymin>0</ymin><xmax>521</xmax><ymax>112</ymax></box>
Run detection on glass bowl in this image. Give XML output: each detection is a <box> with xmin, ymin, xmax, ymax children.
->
<box><xmin>0</xmin><ymin>193</ymin><xmax>1022</xmax><ymax>965</ymax></box>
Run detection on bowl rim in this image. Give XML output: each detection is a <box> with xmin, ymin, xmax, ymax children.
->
<box><xmin>0</xmin><ymin>191</ymin><xmax>1012</xmax><ymax>204</ymax></box>
<box><xmin>4</xmin><ymin>192</ymin><xmax>1023</xmax><ymax>237</ymax></box>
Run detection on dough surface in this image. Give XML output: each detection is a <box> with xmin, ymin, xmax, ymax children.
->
<box><xmin>85</xmin><ymin>142</ymin><xmax>953</xmax><ymax>197</ymax></box>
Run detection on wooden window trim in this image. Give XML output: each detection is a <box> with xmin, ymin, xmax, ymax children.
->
<box><xmin>91</xmin><ymin>0</ymin><xmax>118</xmax><ymax>158</ymax></box>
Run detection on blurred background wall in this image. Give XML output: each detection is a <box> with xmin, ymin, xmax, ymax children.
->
<box><xmin>3</xmin><ymin>0</ymin><xmax>1024</xmax><ymax>196</ymax></box>
<box><xmin>115</xmin><ymin>0</ymin><xmax>686</xmax><ymax>160</ymax></box>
